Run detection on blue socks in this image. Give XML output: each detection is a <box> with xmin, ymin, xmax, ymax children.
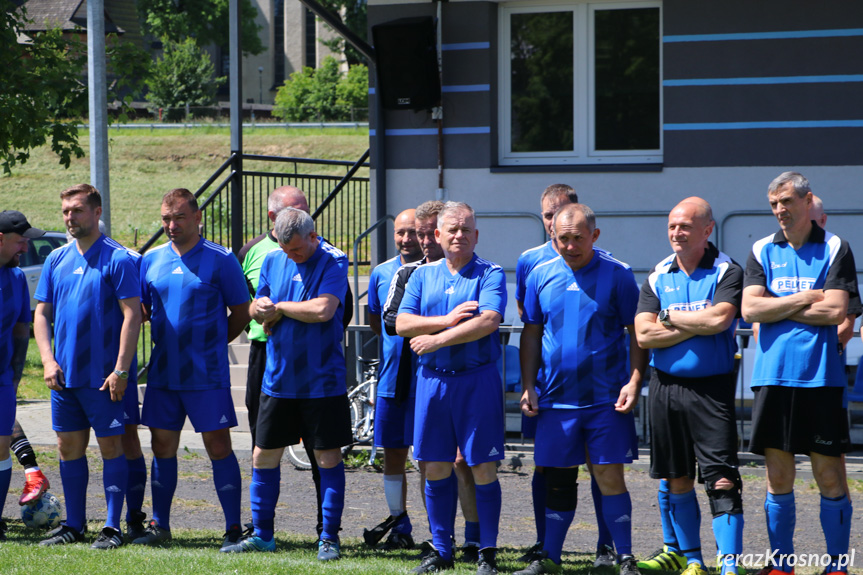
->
<box><xmin>544</xmin><ymin>506</ymin><xmax>575</xmax><ymax>564</ymax></box>
<box><xmin>475</xmin><ymin>480</ymin><xmax>501</xmax><ymax>550</ymax></box>
<box><xmin>532</xmin><ymin>469</ymin><xmax>546</xmax><ymax>543</ymax></box>
<box><xmin>426</xmin><ymin>472</ymin><xmax>457</xmax><ymax>561</ymax></box>
<box><xmin>602</xmin><ymin>492</ymin><xmax>633</xmax><ymax>556</ymax></box>
<box><xmin>592</xmin><ymin>474</ymin><xmax>613</xmax><ymax>549</ymax></box>
<box><xmin>211</xmin><ymin>452</ymin><xmax>242</xmax><ymax>530</ymax></box>
<box><xmin>319</xmin><ymin>462</ymin><xmax>345</xmax><ymax>543</ymax></box>
<box><xmin>714</xmin><ymin>513</ymin><xmax>743</xmax><ymax>575</ymax></box>
<box><xmin>102</xmin><ymin>455</ymin><xmax>128</xmax><ymax>531</ymax></box>
<box><xmin>151</xmin><ymin>456</ymin><xmax>178</xmax><ymax>530</ymax></box>
<box><xmin>0</xmin><ymin>457</ymin><xmax>11</xmax><ymax>519</ymax></box>
<box><xmin>821</xmin><ymin>494</ymin><xmax>853</xmax><ymax>573</ymax></box>
<box><xmin>669</xmin><ymin>490</ymin><xmax>703</xmax><ymax>565</ymax></box>
<box><xmin>250</xmin><ymin>467</ymin><xmax>279</xmax><ymax>541</ymax></box>
<box><xmin>126</xmin><ymin>456</ymin><xmax>147</xmax><ymax>520</ymax></box>
<box><xmin>60</xmin><ymin>457</ymin><xmax>88</xmax><ymax>532</ymax></box>
<box><xmin>765</xmin><ymin>491</ymin><xmax>795</xmax><ymax>571</ymax></box>
<box><xmin>658</xmin><ymin>479</ymin><xmax>680</xmax><ymax>552</ymax></box>
<box><xmin>464</xmin><ymin>520</ymin><xmax>480</xmax><ymax>544</ymax></box>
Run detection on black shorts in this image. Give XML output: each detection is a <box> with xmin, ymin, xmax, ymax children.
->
<box><xmin>255</xmin><ymin>392</ymin><xmax>353</xmax><ymax>451</ymax></box>
<box><xmin>245</xmin><ymin>339</ymin><xmax>267</xmax><ymax>440</ymax></box>
<box><xmin>648</xmin><ymin>369</ymin><xmax>740</xmax><ymax>483</ymax></box>
<box><xmin>749</xmin><ymin>385</ymin><xmax>851</xmax><ymax>457</ymax></box>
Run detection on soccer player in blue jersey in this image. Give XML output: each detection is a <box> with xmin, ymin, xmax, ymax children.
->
<box><xmin>742</xmin><ymin>172</ymin><xmax>857</xmax><ymax>575</ymax></box>
<box><xmin>397</xmin><ymin>201</ymin><xmax>507</xmax><ymax>575</ymax></box>
<box><xmin>224</xmin><ymin>208</ymin><xmax>351</xmax><ymax>560</ymax></box>
<box><xmin>0</xmin><ymin>211</ymin><xmax>45</xmax><ymax>541</ymax></box>
<box><xmin>517</xmin><ymin>203</ymin><xmax>647</xmax><ymax>575</ymax></box>
<box><xmin>34</xmin><ymin>184</ymin><xmax>142</xmax><ymax>549</ymax></box>
<box><xmin>634</xmin><ymin>198</ymin><xmax>744</xmax><ymax>575</ymax></box>
<box><xmin>134</xmin><ymin>188</ymin><xmax>250</xmax><ymax>549</ymax></box>
<box><xmin>365</xmin><ymin>208</ymin><xmax>422</xmax><ymax>548</ymax></box>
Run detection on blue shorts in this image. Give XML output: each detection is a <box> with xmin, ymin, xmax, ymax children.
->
<box><xmin>141</xmin><ymin>387</ymin><xmax>237</xmax><ymax>433</ymax></box>
<box><xmin>414</xmin><ymin>363</ymin><xmax>505</xmax><ymax>466</ymax></box>
<box><xmin>123</xmin><ymin>384</ymin><xmax>141</xmax><ymax>426</ymax></box>
<box><xmin>534</xmin><ymin>404</ymin><xmax>636</xmax><ymax>468</ymax></box>
<box><xmin>0</xmin><ymin>385</ymin><xmax>16</xmax><ymax>436</ymax></box>
<box><xmin>374</xmin><ymin>395</ymin><xmax>415</xmax><ymax>449</ymax></box>
<box><xmin>52</xmin><ymin>387</ymin><xmax>126</xmax><ymax>437</ymax></box>
<box><xmin>521</xmin><ymin>413</ymin><xmax>538</xmax><ymax>439</ymax></box>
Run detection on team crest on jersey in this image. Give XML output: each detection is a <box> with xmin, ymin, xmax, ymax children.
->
<box><xmin>566</xmin><ymin>281</ymin><xmax>580</xmax><ymax>291</ymax></box>
<box><xmin>444</xmin><ymin>286</ymin><xmax>455</xmax><ymax>295</ymax></box>
<box><xmin>73</xmin><ymin>266</ymin><xmax>84</xmax><ymax>275</ymax></box>
<box><xmin>172</xmin><ymin>266</ymin><xmax>183</xmax><ymax>275</ymax></box>
<box><xmin>771</xmin><ymin>276</ymin><xmax>816</xmax><ymax>293</ymax></box>
<box><xmin>292</xmin><ymin>273</ymin><xmax>302</xmax><ymax>282</ymax></box>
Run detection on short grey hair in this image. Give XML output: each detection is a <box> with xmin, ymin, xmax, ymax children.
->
<box><xmin>274</xmin><ymin>208</ymin><xmax>315</xmax><ymax>244</ymax></box>
<box><xmin>437</xmin><ymin>201</ymin><xmax>475</xmax><ymax>229</ymax></box>
<box><xmin>553</xmin><ymin>203</ymin><xmax>596</xmax><ymax>233</ymax></box>
<box><xmin>768</xmin><ymin>171</ymin><xmax>810</xmax><ymax>198</ymax></box>
<box><xmin>540</xmin><ymin>184</ymin><xmax>578</xmax><ymax>205</ymax></box>
<box><xmin>415</xmin><ymin>200</ymin><xmax>445</xmax><ymax>221</ymax></box>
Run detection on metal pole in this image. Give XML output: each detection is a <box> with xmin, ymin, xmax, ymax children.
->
<box><xmin>229</xmin><ymin>0</ymin><xmax>244</xmax><ymax>255</ymax></box>
<box><xmin>87</xmin><ymin>0</ymin><xmax>110</xmax><ymax>234</ymax></box>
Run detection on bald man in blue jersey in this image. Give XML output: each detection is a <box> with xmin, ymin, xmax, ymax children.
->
<box><xmin>34</xmin><ymin>184</ymin><xmax>142</xmax><ymax>549</ymax></box>
<box><xmin>135</xmin><ymin>188</ymin><xmax>250</xmax><ymax>550</ymax></box>
<box><xmin>397</xmin><ymin>201</ymin><xmax>507</xmax><ymax>575</ymax></box>
<box><xmin>517</xmin><ymin>204</ymin><xmax>647</xmax><ymax>575</ymax></box>
<box><xmin>742</xmin><ymin>172</ymin><xmax>857</xmax><ymax>575</ymax></box>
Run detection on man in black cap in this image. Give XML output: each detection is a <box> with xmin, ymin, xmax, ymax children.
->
<box><xmin>0</xmin><ymin>210</ymin><xmax>46</xmax><ymax>540</ymax></box>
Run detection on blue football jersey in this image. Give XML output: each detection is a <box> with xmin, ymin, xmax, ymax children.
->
<box><xmin>141</xmin><ymin>238</ymin><xmax>250</xmax><ymax>391</ymax></box>
<box><xmin>638</xmin><ymin>243</ymin><xmax>742</xmax><ymax>378</ymax></box>
<box><xmin>744</xmin><ymin>226</ymin><xmax>858</xmax><ymax>388</ymax></box>
<box><xmin>522</xmin><ymin>250</ymin><xmax>639</xmax><ymax>409</ymax></box>
<box><xmin>515</xmin><ymin>241</ymin><xmax>558</xmax><ymax>305</ymax></box>
<box><xmin>0</xmin><ymin>267</ymin><xmax>30</xmax><ymax>386</ymax></box>
<box><xmin>397</xmin><ymin>254</ymin><xmax>507</xmax><ymax>373</ymax></box>
<box><xmin>368</xmin><ymin>256</ymin><xmax>415</xmax><ymax>398</ymax></box>
<box><xmin>34</xmin><ymin>236</ymin><xmax>140</xmax><ymax>389</ymax></box>
<box><xmin>258</xmin><ymin>240</ymin><xmax>348</xmax><ymax>398</ymax></box>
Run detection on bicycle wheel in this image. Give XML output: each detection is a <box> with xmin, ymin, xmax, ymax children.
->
<box><xmin>351</xmin><ymin>396</ymin><xmax>375</xmax><ymax>443</ymax></box>
<box><xmin>286</xmin><ymin>440</ymin><xmax>312</xmax><ymax>470</ymax></box>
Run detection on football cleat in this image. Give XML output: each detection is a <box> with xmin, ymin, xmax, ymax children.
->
<box><xmin>220</xmin><ymin>534</ymin><xmax>276</xmax><ymax>553</ymax></box>
<box><xmin>461</xmin><ymin>541</ymin><xmax>481</xmax><ymax>564</ymax></box>
<box><xmin>637</xmin><ymin>546</ymin><xmax>686</xmax><ymax>571</ymax></box>
<box><xmin>594</xmin><ymin>544</ymin><xmax>617</xmax><ymax>568</ymax></box>
<box><xmin>477</xmin><ymin>547</ymin><xmax>499</xmax><ymax>575</ymax></box>
<box><xmin>317</xmin><ymin>538</ymin><xmax>341</xmax><ymax>561</ymax></box>
<box><xmin>752</xmin><ymin>568</ymin><xmax>793</xmax><ymax>575</ymax></box>
<box><xmin>91</xmin><ymin>527</ymin><xmax>124</xmax><ymax>550</ymax></box>
<box><xmin>131</xmin><ymin>520</ymin><xmax>172</xmax><ymax>546</ymax></box>
<box><xmin>20</xmin><ymin>470</ymin><xmax>50</xmax><ymax>505</ymax></box>
<box><xmin>514</xmin><ymin>551</ymin><xmax>563</xmax><ymax>575</ymax></box>
<box><xmin>125</xmin><ymin>510</ymin><xmax>147</xmax><ymax>541</ymax></box>
<box><xmin>380</xmin><ymin>530</ymin><xmax>415</xmax><ymax>550</ymax></box>
<box><xmin>681</xmin><ymin>563</ymin><xmax>709</xmax><ymax>575</ymax></box>
<box><xmin>40</xmin><ymin>523</ymin><xmax>85</xmax><ymax>546</ymax></box>
<box><xmin>619</xmin><ymin>555</ymin><xmax>643</xmax><ymax>575</ymax></box>
<box><xmin>363</xmin><ymin>512</ymin><xmax>407</xmax><ymax>546</ymax></box>
<box><xmin>0</xmin><ymin>520</ymin><xmax>7</xmax><ymax>542</ymax></box>
<box><xmin>221</xmin><ymin>523</ymin><xmax>251</xmax><ymax>550</ymax></box>
<box><xmin>412</xmin><ymin>549</ymin><xmax>455</xmax><ymax>573</ymax></box>
<box><xmin>518</xmin><ymin>541</ymin><xmax>545</xmax><ymax>563</ymax></box>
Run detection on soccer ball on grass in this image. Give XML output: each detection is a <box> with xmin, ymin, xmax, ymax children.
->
<box><xmin>21</xmin><ymin>492</ymin><xmax>62</xmax><ymax>530</ymax></box>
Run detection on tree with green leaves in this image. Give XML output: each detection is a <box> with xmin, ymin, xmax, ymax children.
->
<box><xmin>138</xmin><ymin>0</ymin><xmax>264</xmax><ymax>56</ymax></box>
<box><xmin>145</xmin><ymin>37</ymin><xmax>225</xmax><ymax>119</ymax></box>
<box><xmin>273</xmin><ymin>56</ymin><xmax>367</xmax><ymax>122</ymax></box>
<box><xmin>316</xmin><ymin>0</ymin><xmax>368</xmax><ymax>67</ymax></box>
<box><xmin>0</xmin><ymin>4</ymin><xmax>150</xmax><ymax>174</ymax></box>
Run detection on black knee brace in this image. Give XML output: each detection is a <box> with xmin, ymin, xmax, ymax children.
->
<box><xmin>705</xmin><ymin>471</ymin><xmax>743</xmax><ymax>517</ymax></box>
<box><xmin>545</xmin><ymin>467</ymin><xmax>579</xmax><ymax>512</ymax></box>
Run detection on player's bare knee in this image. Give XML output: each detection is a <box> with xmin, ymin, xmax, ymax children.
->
<box><xmin>470</xmin><ymin>461</ymin><xmax>497</xmax><ymax>485</ymax></box>
<box><xmin>591</xmin><ymin>463</ymin><xmax>626</xmax><ymax>495</ymax></box>
<box><xmin>812</xmin><ymin>465</ymin><xmax>845</xmax><ymax>498</ymax></box>
<box><xmin>668</xmin><ymin>476</ymin><xmax>695</xmax><ymax>494</ymax></box>
<box><xmin>705</xmin><ymin>470</ymin><xmax>743</xmax><ymax>517</ymax></box>
<box><xmin>545</xmin><ymin>467</ymin><xmax>579</xmax><ymax>511</ymax></box>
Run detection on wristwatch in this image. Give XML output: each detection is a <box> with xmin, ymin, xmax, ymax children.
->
<box><xmin>658</xmin><ymin>309</ymin><xmax>673</xmax><ymax>327</ymax></box>
<box><xmin>113</xmin><ymin>369</ymin><xmax>129</xmax><ymax>379</ymax></box>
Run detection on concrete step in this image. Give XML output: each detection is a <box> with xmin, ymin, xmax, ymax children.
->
<box><xmin>230</xmin><ymin>364</ymin><xmax>248</xmax><ymax>387</ymax></box>
<box><xmin>228</xmin><ymin>343</ymin><xmax>250</xmax><ymax>365</ymax></box>
<box><xmin>230</xmin><ymin>385</ymin><xmax>246</xmax><ymax>406</ymax></box>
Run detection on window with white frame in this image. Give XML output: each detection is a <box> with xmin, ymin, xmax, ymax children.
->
<box><xmin>498</xmin><ymin>1</ymin><xmax>662</xmax><ymax>166</ymax></box>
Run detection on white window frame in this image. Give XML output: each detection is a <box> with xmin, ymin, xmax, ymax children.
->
<box><xmin>498</xmin><ymin>0</ymin><xmax>663</xmax><ymax>166</ymax></box>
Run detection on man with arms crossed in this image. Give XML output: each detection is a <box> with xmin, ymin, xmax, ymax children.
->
<box><xmin>135</xmin><ymin>188</ymin><xmax>250</xmax><ymax>549</ymax></box>
<box><xmin>517</xmin><ymin>204</ymin><xmax>646</xmax><ymax>575</ymax></box>
<box><xmin>742</xmin><ymin>172</ymin><xmax>856</xmax><ymax>575</ymax></box>
<box><xmin>0</xmin><ymin>211</ymin><xmax>45</xmax><ymax>540</ymax></box>
<box><xmin>34</xmin><ymin>184</ymin><xmax>142</xmax><ymax>549</ymax></box>
<box><xmin>634</xmin><ymin>198</ymin><xmax>744</xmax><ymax>575</ymax></box>
<box><xmin>225</xmin><ymin>208</ymin><xmax>351</xmax><ymax>561</ymax></box>
<box><xmin>397</xmin><ymin>201</ymin><xmax>507</xmax><ymax>575</ymax></box>
<box><xmin>365</xmin><ymin>208</ymin><xmax>422</xmax><ymax>548</ymax></box>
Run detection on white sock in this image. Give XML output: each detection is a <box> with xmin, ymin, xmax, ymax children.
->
<box><xmin>383</xmin><ymin>474</ymin><xmax>405</xmax><ymax>517</ymax></box>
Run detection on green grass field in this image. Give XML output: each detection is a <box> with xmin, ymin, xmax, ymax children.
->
<box><xmin>1</xmin><ymin>126</ymin><xmax>369</xmax><ymax>248</ymax></box>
